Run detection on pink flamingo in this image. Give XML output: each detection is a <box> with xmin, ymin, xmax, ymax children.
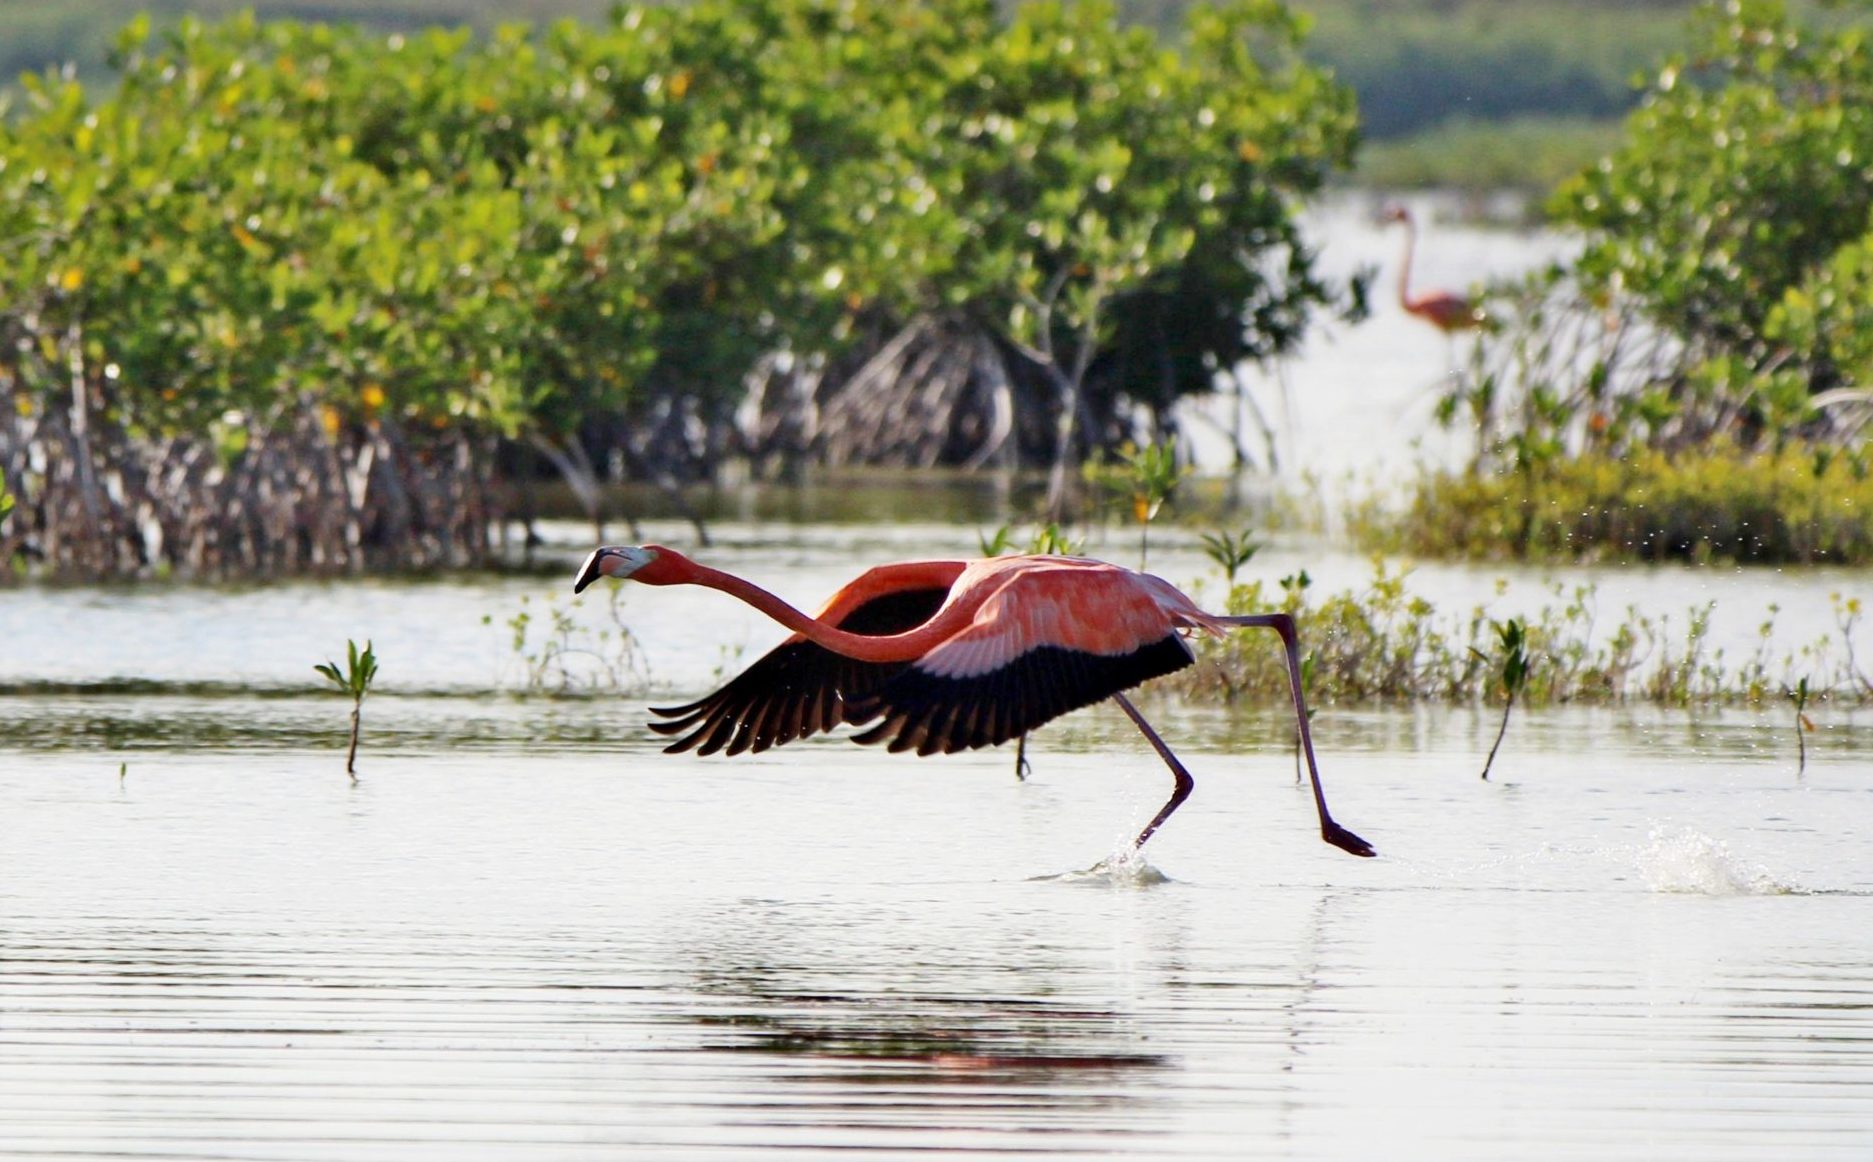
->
<box><xmin>1382</xmin><ymin>204</ymin><xmax>1484</xmax><ymax>334</ymax></box>
<box><xmin>575</xmin><ymin>545</ymin><xmax>1374</xmax><ymax>856</ymax></box>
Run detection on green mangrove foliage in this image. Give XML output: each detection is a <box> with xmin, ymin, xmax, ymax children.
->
<box><xmin>0</xmin><ymin>0</ymin><xmax>1359</xmax><ymax>579</ymax></box>
<box><xmin>1387</xmin><ymin>0</ymin><xmax>1873</xmax><ymax>563</ymax></box>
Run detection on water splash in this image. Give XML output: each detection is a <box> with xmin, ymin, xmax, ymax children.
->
<box><xmin>1031</xmin><ymin>848</ymin><xmax>1175</xmax><ymax>888</ymax></box>
<box><xmin>1637</xmin><ymin>827</ymin><xmax>1797</xmax><ymax>896</ymax></box>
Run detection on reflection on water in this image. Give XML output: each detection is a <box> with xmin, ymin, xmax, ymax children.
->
<box><xmin>3</xmin><ymin>705</ymin><xmax>1872</xmax><ymax>1159</ymax></box>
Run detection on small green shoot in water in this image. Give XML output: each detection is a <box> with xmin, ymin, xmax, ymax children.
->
<box><xmin>1027</xmin><ymin>522</ymin><xmax>1081</xmax><ymax>557</ymax></box>
<box><xmin>1084</xmin><ymin>441</ymin><xmax>1185</xmax><ymax>569</ymax></box>
<box><xmin>1788</xmin><ymin>676</ymin><xmax>1814</xmax><ymax>775</ymax></box>
<box><xmin>315</xmin><ymin>639</ymin><xmax>378</xmax><ymax>783</ymax></box>
<box><xmin>977</xmin><ymin>523</ymin><xmax>1083</xmax><ymax>558</ymax></box>
<box><xmin>1200</xmin><ymin>529</ymin><xmax>1262</xmax><ymax>587</ymax></box>
<box><xmin>977</xmin><ymin>525</ymin><xmax>1016</xmax><ymax>557</ymax></box>
<box><xmin>1477</xmin><ymin>618</ymin><xmax>1529</xmax><ymax>780</ymax></box>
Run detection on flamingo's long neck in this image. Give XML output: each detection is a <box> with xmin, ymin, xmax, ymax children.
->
<box><xmin>1396</xmin><ymin>218</ymin><xmax>1418</xmax><ymax>311</ymax></box>
<box><xmin>677</xmin><ymin>559</ymin><xmax>973</xmax><ymax>663</ymax></box>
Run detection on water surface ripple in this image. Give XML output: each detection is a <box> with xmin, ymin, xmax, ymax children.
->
<box><xmin>4</xmin><ymin>705</ymin><xmax>1871</xmax><ymax>1159</ymax></box>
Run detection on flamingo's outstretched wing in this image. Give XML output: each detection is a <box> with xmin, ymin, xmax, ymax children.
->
<box><xmin>647</xmin><ymin>564</ymin><xmax>962</xmax><ymax>755</ymax></box>
<box><xmin>846</xmin><ymin>567</ymin><xmax>1198</xmax><ymax>757</ymax></box>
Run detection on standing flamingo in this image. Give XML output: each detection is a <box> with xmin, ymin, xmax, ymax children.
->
<box><xmin>574</xmin><ymin>545</ymin><xmax>1374</xmax><ymax>857</ymax></box>
<box><xmin>1382</xmin><ymin>204</ymin><xmax>1484</xmax><ymax>335</ymax></box>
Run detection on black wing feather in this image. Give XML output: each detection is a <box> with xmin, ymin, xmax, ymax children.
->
<box><xmin>845</xmin><ymin>634</ymin><xmax>1195</xmax><ymax>756</ymax></box>
<box><xmin>648</xmin><ymin>586</ymin><xmax>950</xmax><ymax>755</ymax></box>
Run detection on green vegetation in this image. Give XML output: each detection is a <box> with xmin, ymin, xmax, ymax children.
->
<box><xmin>1788</xmin><ymin>675</ymin><xmax>1814</xmax><ymax>774</ymax></box>
<box><xmin>2</xmin><ymin>1</ymin><xmax>1703</xmax><ymax>192</ymax></box>
<box><xmin>1083</xmin><ymin>440</ymin><xmax>1187</xmax><ymax>568</ymax></box>
<box><xmin>1476</xmin><ymin>617</ymin><xmax>1528</xmax><ymax>779</ymax></box>
<box><xmin>1181</xmin><ymin>555</ymin><xmax>1873</xmax><ymax>709</ymax></box>
<box><xmin>1560</xmin><ymin>0</ymin><xmax>1873</xmax><ymax>401</ymax></box>
<box><xmin>1353</xmin><ymin>114</ymin><xmax>1624</xmax><ymax>196</ymax></box>
<box><xmin>1301</xmin><ymin>0</ymin><xmax>1686</xmax><ymax>141</ymax></box>
<box><xmin>978</xmin><ymin>522</ymin><xmax>1084</xmax><ymax>558</ymax></box>
<box><xmin>1372</xmin><ymin>0</ymin><xmax>1873</xmax><ymax>562</ymax></box>
<box><xmin>314</xmin><ymin>638</ymin><xmax>379</xmax><ymax>780</ymax></box>
<box><xmin>0</xmin><ymin>0</ymin><xmax>1360</xmax><ymax>579</ymax></box>
<box><xmin>489</xmin><ymin>588</ymin><xmax>642</xmax><ymax>694</ymax></box>
<box><xmin>1363</xmin><ymin>445</ymin><xmax>1873</xmax><ymax>564</ymax></box>
<box><xmin>1198</xmin><ymin>528</ymin><xmax>1262</xmax><ymax>585</ymax></box>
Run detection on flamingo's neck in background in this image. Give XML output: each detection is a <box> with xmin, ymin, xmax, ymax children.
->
<box><xmin>683</xmin><ymin>560</ymin><xmax>962</xmax><ymax>664</ymax></box>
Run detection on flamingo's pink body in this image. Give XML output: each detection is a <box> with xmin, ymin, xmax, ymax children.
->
<box><xmin>574</xmin><ymin>544</ymin><xmax>1374</xmax><ymax>856</ymax></box>
<box><xmin>1383</xmin><ymin>204</ymin><xmax>1484</xmax><ymax>335</ymax></box>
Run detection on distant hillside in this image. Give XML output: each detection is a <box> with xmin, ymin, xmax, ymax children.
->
<box><xmin>3</xmin><ymin>0</ymin><xmax>1705</xmax><ymax>191</ymax></box>
<box><xmin>6</xmin><ymin>0</ymin><xmax>1697</xmax><ymax>136</ymax></box>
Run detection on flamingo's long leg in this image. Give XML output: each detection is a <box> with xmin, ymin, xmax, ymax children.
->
<box><xmin>1221</xmin><ymin>613</ymin><xmax>1376</xmax><ymax>858</ymax></box>
<box><xmin>1111</xmin><ymin>692</ymin><xmax>1194</xmax><ymax>851</ymax></box>
<box><xmin>1013</xmin><ymin>732</ymin><xmax>1032</xmax><ymax>781</ymax></box>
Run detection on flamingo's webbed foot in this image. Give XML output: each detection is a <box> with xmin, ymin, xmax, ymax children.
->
<box><xmin>1324</xmin><ymin>822</ymin><xmax>1376</xmax><ymax>858</ymax></box>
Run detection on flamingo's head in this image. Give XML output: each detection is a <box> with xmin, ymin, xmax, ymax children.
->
<box><xmin>573</xmin><ymin>544</ymin><xmax>664</xmax><ymax>593</ymax></box>
<box><xmin>1379</xmin><ymin>203</ymin><xmax>1411</xmax><ymax>226</ymax></box>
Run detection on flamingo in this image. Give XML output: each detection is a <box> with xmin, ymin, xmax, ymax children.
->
<box><xmin>573</xmin><ymin>545</ymin><xmax>1375</xmax><ymax>857</ymax></box>
<box><xmin>1382</xmin><ymin>204</ymin><xmax>1484</xmax><ymax>335</ymax></box>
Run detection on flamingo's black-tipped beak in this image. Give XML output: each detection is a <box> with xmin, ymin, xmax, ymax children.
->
<box><xmin>572</xmin><ymin>547</ymin><xmax>613</xmax><ymax>595</ymax></box>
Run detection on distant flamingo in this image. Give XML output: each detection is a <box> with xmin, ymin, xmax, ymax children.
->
<box><xmin>1382</xmin><ymin>204</ymin><xmax>1484</xmax><ymax>335</ymax></box>
<box><xmin>574</xmin><ymin>545</ymin><xmax>1375</xmax><ymax>857</ymax></box>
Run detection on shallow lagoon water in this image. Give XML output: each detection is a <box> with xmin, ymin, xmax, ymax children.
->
<box><xmin>5</xmin><ymin>554</ymin><xmax>1873</xmax><ymax>1159</ymax></box>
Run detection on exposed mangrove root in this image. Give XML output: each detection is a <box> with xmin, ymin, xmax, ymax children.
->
<box><xmin>1</xmin><ymin>398</ymin><xmax>494</xmax><ymax>579</ymax></box>
<box><xmin>809</xmin><ymin>315</ymin><xmax>1027</xmax><ymax>469</ymax></box>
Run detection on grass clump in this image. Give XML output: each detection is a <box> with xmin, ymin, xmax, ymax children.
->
<box><xmin>488</xmin><ymin>586</ymin><xmax>643</xmax><ymax>696</ymax></box>
<box><xmin>1179</xmin><ymin>556</ymin><xmax>1873</xmax><ymax>710</ymax></box>
<box><xmin>1355</xmin><ymin>446</ymin><xmax>1873</xmax><ymax>565</ymax></box>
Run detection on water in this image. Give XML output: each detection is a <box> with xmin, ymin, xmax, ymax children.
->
<box><xmin>5</xmin><ymin>697</ymin><xmax>1871</xmax><ymax>1160</ymax></box>
<box><xmin>6</xmin><ymin>541</ymin><xmax>1873</xmax><ymax>1159</ymax></box>
<box><xmin>5</xmin><ymin>209</ymin><xmax>1873</xmax><ymax>1157</ymax></box>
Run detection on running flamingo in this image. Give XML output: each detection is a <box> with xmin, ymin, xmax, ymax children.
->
<box><xmin>1382</xmin><ymin>204</ymin><xmax>1484</xmax><ymax>334</ymax></box>
<box><xmin>574</xmin><ymin>545</ymin><xmax>1374</xmax><ymax>857</ymax></box>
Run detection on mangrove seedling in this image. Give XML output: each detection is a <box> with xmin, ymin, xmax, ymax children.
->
<box><xmin>1027</xmin><ymin>522</ymin><xmax>1081</xmax><ymax>557</ymax></box>
<box><xmin>1085</xmin><ymin>441</ymin><xmax>1185</xmax><ymax>569</ymax></box>
<box><xmin>315</xmin><ymin>638</ymin><xmax>379</xmax><ymax>782</ymax></box>
<box><xmin>1788</xmin><ymin>677</ymin><xmax>1814</xmax><ymax>776</ymax></box>
<box><xmin>977</xmin><ymin>523</ymin><xmax>1083</xmax><ymax>559</ymax></box>
<box><xmin>1200</xmin><ymin>529</ymin><xmax>1262</xmax><ymax>587</ymax></box>
<box><xmin>1477</xmin><ymin>618</ymin><xmax>1529</xmax><ymax>780</ymax></box>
